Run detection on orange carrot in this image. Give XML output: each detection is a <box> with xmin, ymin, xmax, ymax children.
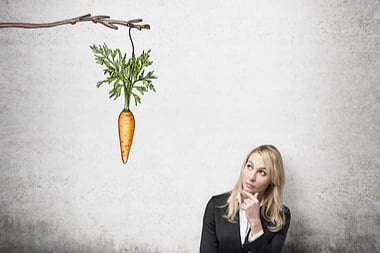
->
<box><xmin>91</xmin><ymin>43</ymin><xmax>156</xmax><ymax>164</ymax></box>
<box><xmin>118</xmin><ymin>109</ymin><xmax>135</xmax><ymax>164</ymax></box>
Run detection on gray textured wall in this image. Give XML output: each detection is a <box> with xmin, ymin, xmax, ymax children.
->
<box><xmin>1</xmin><ymin>0</ymin><xmax>379</xmax><ymax>252</ymax></box>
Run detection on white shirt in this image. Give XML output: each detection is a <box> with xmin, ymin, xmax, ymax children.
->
<box><xmin>239</xmin><ymin>205</ymin><xmax>264</xmax><ymax>245</ymax></box>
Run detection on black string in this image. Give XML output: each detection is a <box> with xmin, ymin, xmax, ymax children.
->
<box><xmin>128</xmin><ymin>26</ymin><xmax>135</xmax><ymax>56</ymax></box>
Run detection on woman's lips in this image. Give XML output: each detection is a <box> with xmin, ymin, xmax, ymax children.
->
<box><xmin>245</xmin><ymin>182</ymin><xmax>255</xmax><ymax>189</ymax></box>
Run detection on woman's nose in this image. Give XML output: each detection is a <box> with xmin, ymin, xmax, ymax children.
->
<box><xmin>249</xmin><ymin>171</ymin><xmax>256</xmax><ymax>181</ymax></box>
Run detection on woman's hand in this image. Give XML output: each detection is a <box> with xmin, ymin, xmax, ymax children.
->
<box><xmin>241</xmin><ymin>190</ymin><xmax>263</xmax><ymax>235</ymax></box>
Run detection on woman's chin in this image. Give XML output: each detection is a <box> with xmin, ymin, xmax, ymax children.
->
<box><xmin>243</xmin><ymin>186</ymin><xmax>256</xmax><ymax>194</ymax></box>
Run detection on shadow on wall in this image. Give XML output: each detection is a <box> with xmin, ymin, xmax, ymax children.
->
<box><xmin>1</xmin><ymin>210</ymin><xmax>378</xmax><ymax>252</ymax></box>
<box><xmin>282</xmin><ymin>159</ymin><xmax>379</xmax><ymax>253</ymax></box>
<box><xmin>281</xmin><ymin>158</ymin><xmax>316</xmax><ymax>253</ymax></box>
<box><xmin>282</xmin><ymin>218</ymin><xmax>330</xmax><ymax>253</ymax></box>
<box><xmin>281</xmin><ymin>205</ymin><xmax>379</xmax><ymax>252</ymax></box>
<box><xmin>284</xmin><ymin>236</ymin><xmax>378</xmax><ymax>253</ymax></box>
<box><xmin>0</xmin><ymin>213</ymin><xmax>112</xmax><ymax>252</ymax></box>
<box><xmin>0</xmin><ymin>213</ymin><xmax>191</xmax><ymax>253</ymax></box>
<box><xmin>282</xmin><ymin>183</ymin><xmax>320</xmax><ymax>252</ymax></box>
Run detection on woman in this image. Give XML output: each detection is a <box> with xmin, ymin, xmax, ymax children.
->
<box><xmin>200</xmin><ymin>145</ymin><xmax>291</xmax><ymax>253</ymax></box>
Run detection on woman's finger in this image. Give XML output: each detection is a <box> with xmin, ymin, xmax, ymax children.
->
<box><xmin>242</xmin><ymin>190</ymin><xmax>258</xmax><ymax>200</ymax></box>
<box><xmin>241</xmin><ymin>190</ymin><xmax>253</xmax><ymax>199</ymax></box>
<box><xmin>243</xmin><ymin>198</ymin><xmax>252</xmax><ymax>206</ymax></box>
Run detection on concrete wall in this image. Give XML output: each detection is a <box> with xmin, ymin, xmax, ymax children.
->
<box><xmin>1</xmin><ymin>0</ymin><xmax>379</xmax><ymax>252</ymax></box>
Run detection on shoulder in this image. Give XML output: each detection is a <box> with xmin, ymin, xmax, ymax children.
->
<box><xmin>203</xmin><ymin>192</ymin><xmax>230</xmax><ymax>217</ymax></box>
<box><xmin>282</xmin><ymin>205</ymin><xmax>291</xmax><ymax>223</ymax></box>
<box><xmin>203</xmin><ymin>192</ymin><xmax>233</xmax><ymax>222</ymax></box>
<box><xmin>208</xmin><ymin>192</ymin><xmax>231</xmax><ymax>206</ymax></box>
<box><xmin>282</xmin><ymin>205</ymin><xmax>291</xmax><ymax>215</ymax></box>
<box><xmin>203</xmin><ymin>192</ymin><xmax>231</xmax><ymax>211</ymax></box>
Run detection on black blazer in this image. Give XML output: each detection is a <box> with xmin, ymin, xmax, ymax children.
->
<box><xmin>200</xmin><ymin>193</ymin><xmax>291</xmax><ymax>253</ymax></box>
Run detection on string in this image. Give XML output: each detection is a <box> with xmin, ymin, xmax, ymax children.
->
<box><xmin>128</xmin><ymin>26</ymin><xmax>135</xmax><ymax>56</ymax></box>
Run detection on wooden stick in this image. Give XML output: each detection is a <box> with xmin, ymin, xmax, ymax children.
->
<box><xmin>0</xmin><ymin>13</ymin><xmax>150</xmax><ymax>30</ymax></box>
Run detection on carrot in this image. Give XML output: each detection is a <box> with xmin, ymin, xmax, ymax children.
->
<box><xmin>91</xmin><ymin>43</ymin><xmax>157</xmax><ymax>164</ymax></box>
<box><xmin>118</xmin><ymin>109</ymin><xmax>135</xmax><ymax>164</ymax></box>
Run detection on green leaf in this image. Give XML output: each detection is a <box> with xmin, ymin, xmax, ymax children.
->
<box><xmin>135</xmin><ymin>86</ymin><xmax>148</xmax><ymax>95</ymax></box>
<box><xmin>132</xmin><ymin>92</ymin><xmax>141</xmax><ymax>106</ymax></box>
<box><xmin>96</xmin><ymin>80</ymin><xmax>107</xmax><ymax>88</ymax></box>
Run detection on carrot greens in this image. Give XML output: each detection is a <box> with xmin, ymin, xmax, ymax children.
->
<box><xmin>90</xmin><ymin>43</ymin><xmax>157</xmax><ymax>111</ymax></box>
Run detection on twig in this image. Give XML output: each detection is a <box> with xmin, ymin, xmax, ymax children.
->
<box><xmin>0</xmin><ymin>13</ymin><xmax>150</xmax><ymax>30</ymax></box>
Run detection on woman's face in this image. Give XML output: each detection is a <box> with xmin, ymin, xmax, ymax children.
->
<box><xmin>242</xmin><ymin>152</ymin><xmax>272</xmax><ymax>198</ymax></box>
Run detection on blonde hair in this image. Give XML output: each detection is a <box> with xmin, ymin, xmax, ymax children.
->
<box><xmin>223</xmin><ymin>145</ymin><xmax>286</xmax><ymax>232</ymax></box>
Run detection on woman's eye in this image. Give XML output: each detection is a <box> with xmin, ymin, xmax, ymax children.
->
<box><xmin>259</xmin><ymin>170</ymin><xmax>267</xmax><ymax>176</ymax></box>
<box><xmin>247</xmin><ymin>164</ymin><xmax>253</xmax><ymax>170</ymax></box>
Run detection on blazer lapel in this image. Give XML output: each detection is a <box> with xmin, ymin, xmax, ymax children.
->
<box><xmin>217</xmin><ymin>205</ymin><xmax>244</xmax><ymax>252</ymax></box>
<box><xmin>232</xmin><ymin>212</ymin><xmax>243</xmax><ymax>249</ymax></box>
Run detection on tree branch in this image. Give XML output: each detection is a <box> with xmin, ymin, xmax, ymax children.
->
<box><xmin>0</xmin><ymin>13</ymin><xmax>150</xmax><ymax>30</ymax></box>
